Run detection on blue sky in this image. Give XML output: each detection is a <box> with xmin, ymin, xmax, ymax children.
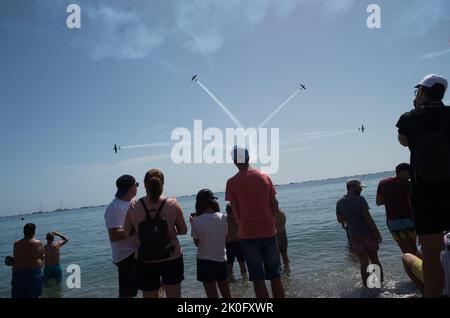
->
<box><xmin>0</xmin><ymin>0</ymin><xmax>449</xmax><ymax>216</ymax></box>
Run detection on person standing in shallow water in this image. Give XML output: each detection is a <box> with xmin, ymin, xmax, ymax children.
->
<box><xmin>225</xmin><ymin>203</ymin><xmax>247</xmax><ymax>281</ymax></box>
<box><xmin>274</xmin><ymin>200</ymin><xmax>290</xmax><ymax>271</ymax></box>
<box><xmin>104</xmin><ymin>175</ymin><xmax>139</xmax><ymax>298</ymax></box>
<box><xmin>336</xmin><ymin>179</ymin><xmax>384</xmax><ymax>287</ymax></box>
<box><xmin>225</xmin><ymin>146</ymin><xmax>285</xmax><ymax>298</ymax></box>
<box><xmin>124</xmin><ymin>169</ymin><xmax>188</xmax><ymax>298</ymax></box>
<box><xmin>191</xmin><ymin>189</ymin><xmax>231</xmax><ymax>298</ymax></box>
<box><xmin>376</xmin><ymin>163</ymin><xmax>417</xmax><ymax>255</ymax></box>
<box><xmin>44</xmin><ymin>231</ymin><xmax>69</xmax><ymax>286</ymax></box>
<box><xmin>11</xmin><ymin>223</ymin><xmax>45</xmax><ymax>298</ymax></box>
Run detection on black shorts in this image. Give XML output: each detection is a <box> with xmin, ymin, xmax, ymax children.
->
<box><xmin>197</xmin><ymin>259</ymin><xmax>228</xmax><ymax>283</ymax></box>
<box><xmin>412</xmin><ymin>185</ymin><xmax>450</xmax><ymax>235</ymax></box>
<box><xmin>226</xmin><ymin>241</ymin><xmax>245</xmax><ymax>264</ymax></box>
<box><xmin>114</xmin><ymin>253</ymin><xmax>138</xmax><ymax>298</ymax></box>
<box><xmin>135</xmin><ymin>256</ymin><xmax>184</xmax><ymax>292</ymax></box>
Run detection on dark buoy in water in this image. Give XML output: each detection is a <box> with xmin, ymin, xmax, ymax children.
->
<box><xmin>21</xmin><ymin>217</ymin><xmax>24</xmax><ymax>221</ymax></box>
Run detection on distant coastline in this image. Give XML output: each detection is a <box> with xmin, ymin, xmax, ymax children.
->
<box><xmin>1</xmin><ymin>170</ymin><xmax>393</xmax><ymax>219</ymax></box>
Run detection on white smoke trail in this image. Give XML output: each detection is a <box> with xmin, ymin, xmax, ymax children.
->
<box><xmin>281</xmin><ymin>129</ymin><xmax>359</xmax><ymax>147</ymax></box>
<box><xmin>305</xmin><ymin>129</ymin><xmax>358</xmax><ymax>140</ymax></box>
<box><xmin>257</xmin><ymin>88</ymin><xmax>302</xmax><ymax>129</ymax></box>
<box><xmin>195</xmin><ymin>80</ymin><xmax>244</xmax><ymax>129</ymax></box>
<box><xmin>119</xmin><ymin>142</ymin><xmax>174</xmax><ymax>150</ymax></box>
<box><xmin>183</xmin><ymin>28</ymin><xmax>217</xmax><ymax>77</ymax></box>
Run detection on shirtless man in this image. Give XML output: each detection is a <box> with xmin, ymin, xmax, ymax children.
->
<box><xmin>44</xmin><ymin>232</ymin><xmax>69</xmax><ymax>285</ymax></box>
<box><xmin>11</xmin><ymin>223</ymin><xmax>45</xmax><ymax>298</ymax></box>
<box><xmin>275</xmin><ymin>200</ymin><xmax>290</xmax><ymax>270</ymax></box>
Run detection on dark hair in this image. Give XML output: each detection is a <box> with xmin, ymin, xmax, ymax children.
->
<box><xmin>46</xmin><ymin>232</ymin><xmax>54</xmax><ymax>241</ymax></box>
<box><xmin>422</xmin><ymin>83</ymin><xmax>446</xmax><ymax>101</ymax></box>
<box><xmin>395</xmin><ymin>163</ymin><xmax>411</xmax><ymax>174</ymax></box>
<box><xmin>23</xmin><ymin>223</ymin><xmax>36</xmax><ymax>238</ymax></box>
<box><xmin>195</xmin><ymin>199</ymin><xmax>219</xmax><ymax>215</ymax></box>
<box><xmin>144</xmin><ymin>169</ymin><xmax>164</xmax><ymax>203</ymax></box>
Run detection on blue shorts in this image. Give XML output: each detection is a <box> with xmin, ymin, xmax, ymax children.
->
<box><xmin>240</xmin><ymin>236</ymin><xmax>281</xmax><ymax>282</ymax></box>
<box><xmin>11</xmin><ymin>268</ymin><xmax>43</xmax><ymax>298</ymax></box>
<box><xmin>386</xmin><ymin>218</ymin><xmax>415</xmax><ymax>233</ymax></box>
<box><xmin>44</xmin><ymin>264</ymin><xmax>63</xmax><ymax>284</ymax></box>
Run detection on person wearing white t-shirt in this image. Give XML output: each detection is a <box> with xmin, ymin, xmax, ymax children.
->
<box><xmin>191</xmin><ymin>189</ymin><xmax>230</xmax><ymax>298</ymax></box>
<box><xmin>104</xmin><ymin>175</ymin><xmax>139</xmax><ymax>298</ymax></box>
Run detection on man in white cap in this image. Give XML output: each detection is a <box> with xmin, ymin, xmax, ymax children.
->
<box><xmin>396</xmin><ymin>74</ymin><xmax>450</xmax><ymax>298</ymax></box>
<box><xmin>336</xmin><ymin>179</ymin><xmax>383</xmax><ymax>287</ymax></box>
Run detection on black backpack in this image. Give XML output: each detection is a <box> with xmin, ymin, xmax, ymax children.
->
<box><xmin>412</xmin><ymin>113</ymin><xmax>450</xmax><ymax>183</ymax></box>
<box><xmin>137</xmin><ymin>198</ymin><xmax>175</xmax><ymax>261</ymax></box>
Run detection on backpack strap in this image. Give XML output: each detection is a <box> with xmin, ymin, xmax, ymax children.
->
<box><xmin>155</xmin><ymin>198</ymin><xmax>167</xmax><ymax>220</ymax></box>
<box><xmin>139</xmin><ymin>198</ymin><xmax>152</xmax><ymax>220</ymax></box>
<box><xmin>139</xmin><ymin>198</ymin><xmax>167</xmax><ymax>220</ymax></box>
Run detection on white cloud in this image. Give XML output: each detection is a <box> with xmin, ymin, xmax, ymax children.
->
<box><xmin>391</xmin><ymin>0</ymin><xmax>450</xmax><ymax>40</ymax></box>
<box><xmin>174</xmin><ymin>0</ymin><xmax>300</xmax><ymax>55</ymax></box>
<box><xmin>7</xmin><ymin>0</ymin><xmax>449</xmax><ymax>61</ymax></box>
<box><xmin>320</xmin><ymin>0</ymin><xmax>355</xmax><ymax>20</ymax></box>
<box><xmin>83</xmin><ymin>5</ymin><xmax>167</xmax><ymax>60</ymax></box>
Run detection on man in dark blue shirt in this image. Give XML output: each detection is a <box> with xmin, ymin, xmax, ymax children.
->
<box><xmin>336</xmin><ymin>179</ymin><xmax>383</xmax><ymax>287</ymax></box>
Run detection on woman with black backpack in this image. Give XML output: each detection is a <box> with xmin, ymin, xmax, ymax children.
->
<box><xmin>125</xmin><ymin>169</ymin><xmax>187</xmax><ymax>298</ymax></box>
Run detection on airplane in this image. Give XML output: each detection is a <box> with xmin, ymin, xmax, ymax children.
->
<box><xmin>191</xmin><ymin>74</ymin><xmax>198</xmax><ymax>82</ymax></box>
<box><xmin>358</xmin><ymin>125</ymin><xmax>366</xmax><ymax>133</ymax></box>
<box><xmin>113</xmin><ymin>144</ymin><xmax>119</xmax><ymax>154</ymax></box>
<box><xmin>300</xmin><ymin>83</ymin><xmax>306</xmax><ymax>90</ymax></box>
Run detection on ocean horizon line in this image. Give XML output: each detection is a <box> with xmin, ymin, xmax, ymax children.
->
<box><xmin>1</xmin><ymin>170</ymin><xmax>393</xmax><ymax>219</ymax></box>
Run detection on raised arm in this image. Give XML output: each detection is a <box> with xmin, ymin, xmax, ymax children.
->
<box><xmin>53</xmin><ymin>232</ymin><xmax>69</xmax><ymax>247</ymax></box>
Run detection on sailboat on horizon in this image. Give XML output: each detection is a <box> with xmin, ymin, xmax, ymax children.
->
<box><xmin>54</xmin><ymin>199</ymin><xmax>69</xmax><ymax>212</ymax></box>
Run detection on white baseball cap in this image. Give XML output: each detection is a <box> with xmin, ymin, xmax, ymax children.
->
<box><xmin>231</xmin><ymin>146</ymin><xmax>249</xmax><ymax>163</ymax></box>
<box><xmin>346</xmin><ymin>178</ymin><xmax>366</xmax><ymax>188</ymax></box>
<box><xmin>415</xmin><ymin>74</ymin><xmax>448</xmax><ymax>91</ymax></box>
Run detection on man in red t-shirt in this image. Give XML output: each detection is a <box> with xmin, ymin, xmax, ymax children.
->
<box><xmin>225</xmin><ymin>146</ymin><xmax>285</xmax><ymax>298</ymax></box>
<box><xmin>376</xmin><ymin>163</ymin><xmax>417</xmax><ymax>254</ymax></box>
